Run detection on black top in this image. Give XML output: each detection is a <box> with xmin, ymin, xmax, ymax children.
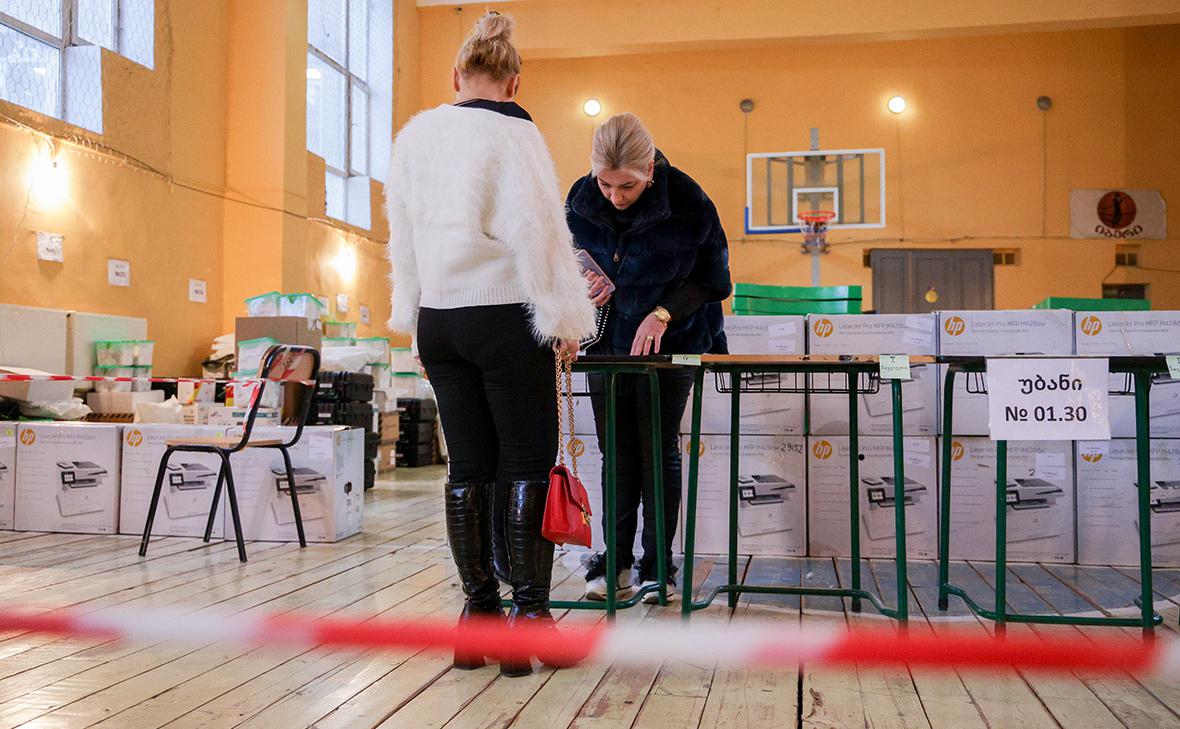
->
<box><xmin>454</xmin><ymin>99</ymin><xmax>533</xmax><ymax>122</ymax></box>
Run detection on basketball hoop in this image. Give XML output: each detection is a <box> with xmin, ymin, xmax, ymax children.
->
<box><xmin>797</xmin><ymin>210</ymin><xmax>836</xmax><ymax>255</ymax></box>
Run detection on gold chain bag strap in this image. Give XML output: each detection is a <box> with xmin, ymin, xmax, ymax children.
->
<box><xmin>542</xmin><ymin>351</ymin><xmax>593</xmax><ymax>547</ymax></box>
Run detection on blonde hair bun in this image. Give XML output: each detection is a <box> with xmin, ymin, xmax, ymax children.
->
<box><xmin>455</xmin><ymin>12</ymin><xmax>522</xmax><ymax>81</ymax></box>
<box><xmin>474</xmin><ymin>11</ymin><xmax>514</xmax><ymax>42</ymax></box>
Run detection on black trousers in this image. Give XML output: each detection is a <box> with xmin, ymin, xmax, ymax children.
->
<box><xmin>417</xmin><ymin>305</ymin><xmax>558</xmax><ymax>484</ymax></box>
<box><xmin>588</xmin><ymin>367</ymin><xmax>695</xmax><ymax>572</ymax></box>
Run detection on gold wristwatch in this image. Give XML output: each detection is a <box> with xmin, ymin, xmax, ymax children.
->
<box><xmin>652</xmin><ymin>306</ymin><xmax>672</xmax><ymax>325</ymax></box>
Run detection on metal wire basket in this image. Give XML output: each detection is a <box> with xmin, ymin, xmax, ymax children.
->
<box><xmin>713</xmin><ymin>370</ymin><xmax>880</xmax><ymax>395</ymax></box>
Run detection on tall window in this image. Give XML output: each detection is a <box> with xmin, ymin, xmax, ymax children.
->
<box><xmin>0</xmin><ymin>0</ymin><xmax>154</xmax><ymax>133</ymax></box>
<box><xmin>307</xmin><ymin>0</ymin><xmax>392</xmax><ymax>230</ymax></box>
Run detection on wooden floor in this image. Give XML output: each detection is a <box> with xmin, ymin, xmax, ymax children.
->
<box><xmin>0</xmin><ymin>467</ymin><xmax>1178</xmax><ymax>729</ymax></box>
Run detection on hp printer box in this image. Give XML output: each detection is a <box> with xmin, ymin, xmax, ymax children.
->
<box><xmin>941</xmin><ymin>437</ymin><xmax>1074</xmax><ymax>563</ymax></box>
<box><xmin>681</xmin><ymin>434</ymin><xmax>807</xmax><ymax>557</ymax></box>
<box><xmin>806</xmin><ymin>314</ymin><xmax>938</xmax><ymax>436</ymax></box>
<box><xmin>15</xmin><ymin>423</ymin><xmax>122</xmax><ymax>534</ymax></box>
<box><xmin>1076</xmin><ymin>439</ymin><xmax>1180</xmax><ymax>567</ymax></box>
<box><xmin>937</xmin><ymin>310</ymin><xmax>1075</xmax><ymax>435</ymax></box>
<box><xmin>562</xmin><ymin>433</ymin><xmax>652</xmax><ymax>556</ymax></box>
<box><xmin>225</xmin><ymin>426</ymin><xmax>364</xmax><ymax>543</ymax></box>
<box><xmin>1073</xmin><ymin>311</ymin><xmax>1180</xmax><ymax>438</ymax></box>
<box><xmin>806</xmin><ymin>435</ymin><xmax>938</xmax><ymax>559</ymax></box>
<box><xmin>685</xmin><ymin>316</ymin><xmax>805</xmax><ymax>435</ymax></box>
<box><xmin>679</xmin><ymin>434</ymin><xmax>807</xmax><ymax>554</ymax></box>
<box><xmin>119</xmin><ymin>425</ymin><xmax>228</xmax><ymax>539</ymax></box>
<box><xmin>0</xmin><ymin>423</ymin><xmax>14</xmax><ymax>529</ymax></box>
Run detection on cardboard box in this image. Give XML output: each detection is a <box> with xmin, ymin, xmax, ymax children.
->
<box><xmin>806</xmin><ymin>314</ymin><xmax>939</xmax><ymax>435</ymax></box>
<box><xmin>686</xmin><ymin>316</ymin><xmax>806</xmax><ymax>435</ymax></box>
<box><xmin>937</xmin><ymin>310</ymin><xmax>1075</xmax><ymax>435</ymax></box>
<box><xmin>0</xmin><ymin>367</ymin><xmax>76</xmax><ymax>403</ymax></box>
<box><xmin>118</xmin><ymin>425</ymin><xmax>229</xmax><ymax>538</ymax></box>
<box><xmin>377</xmin><ymin>443</ymin><xmax>397</xmax><ymax>472</ymax></box>
<box><xmin>224</xmin><ymin>426</ymin><xmax>364</xmax><ymax>543</ymax></box>
<box><xmin>1076</xmin><ymin>439</ymin><xmax>1180</xmax><ymax>567</ymax></box>
<box><xmin>15</xmin><ymin>423</ymin><xmax>122</xmax><ymax>534</ymax></box>
<box><xmin>1072</xmin><ymin>311</ymin><xmax>1180</xmax><ymax>437</ymax></box>
<box><xmin>234</xmin><ymin>316</ymin><xmax>323</xmax><ymax>360</ymax></box>
<box><xmin>941</xmin><ymin>437</ymin><xmax>1074</xmax><ymax>563</ymax></box>
<box><xmin>86</xmin><ymin>390</ymin><xmax>165</xmax><ymax>415</ymax></box>
<box><xmin>564</xmin><ymin>433</ymin><xmax>675</xmax><ymax>557</ymax></box>
<box><xmin>807</xmin><ymin>435</ymin><xmax>938</xmax><ymax>559</ymax></box>
<box><xmin>681</xmin><ymin>434</ymin><xmax>807</xmax><ymax>556</ymax></box>
<box><xmin>0</xmin><ymin>423</ymin><xmax>15</xmax><ymax>529</ymax></box>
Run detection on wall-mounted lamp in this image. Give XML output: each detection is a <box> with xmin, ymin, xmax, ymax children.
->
<box><xmin>29</xmin><ymin>140</ymin><xmax>67</xmax><ymax>210</ymax></box>
<box><xmin>582</xmin><ymin>99</ymin><xmax>602</xmax><ymax>117</ymax></box>
<box><xmin>887</xmin><ymin>95</ymin><xmax>907</xmax><ymax>114</ymax></box>
<box><xmin>332</xmin><ymin>242</ymin><xmax>357</xmax><ymax>284</ymax></box>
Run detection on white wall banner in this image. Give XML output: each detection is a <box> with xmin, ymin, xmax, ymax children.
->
<box><xmin>1070</xmin><ymin>189</ymin><xmax>1166</xmax><ymax>240</ymax></box>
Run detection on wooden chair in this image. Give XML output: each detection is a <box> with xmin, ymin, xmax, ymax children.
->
<box><xmin>138</xmin><ymin>345</ymin><xmax>321</xmax><ymax>562</ymax></box>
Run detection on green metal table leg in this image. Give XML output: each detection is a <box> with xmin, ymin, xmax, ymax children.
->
<box><xmin>648</xmin><ymin>370</ymin><xmax>668</xmax><ymax>606</ymax></box>
<box><xmin>1134</xmin><ymin>370</ymin><xmax>1155</xmax><ymax>635</ymax></box>
<box><xmin>605</xmin><ymin>372</ymin><xmax>618</xmax><ymax>620</ymax></box>
<box><xmin>849</xmin><ymin>375</ymin><xmax>862</xmax><ymax>612</ymax></box>
<box><xmin>938</xmin><ymin>366</ymin><xmax>956</xmax><ymax>611</ymax></box>
<box><xmin>682</xmin><ymin>366</ymin><xmax>706</xmax><ymax>620</ymax></box>
<box><xmin>891</xmin><ymin>378</ymin><xmax>908</xmax><ymax>626</ymax></box>
<box><xmin>994</xmin><ymin>439</ymin><xmax>1008</xmax><ymax>637</ymax></box>
<box><xmin>728</xmin><ymin>375</ymin><xmax>741</xmax><ymax>610</ymax></box>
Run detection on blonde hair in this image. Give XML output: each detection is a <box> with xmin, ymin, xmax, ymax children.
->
<box><xmin>591</xmin><ymin>113</ymin><xmax>655</xmax><ymax>181</ymax></box>
<box><xmin>454</xmin><ymin>11</ymin><xmax>521</xmax><ymax>81</ymax></box>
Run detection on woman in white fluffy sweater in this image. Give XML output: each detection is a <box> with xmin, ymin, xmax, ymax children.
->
<box><xmin>384</xmin><ymin>11</ymin><xmax>595</xmax><ymax>677</ymax></box>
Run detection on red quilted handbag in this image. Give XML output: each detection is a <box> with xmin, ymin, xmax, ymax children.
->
<box><xmin>542</xmin><ymin>353</ymin><xmax>593</xmax><ymax>547</ymax></box>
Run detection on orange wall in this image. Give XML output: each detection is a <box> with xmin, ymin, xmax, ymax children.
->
<box><xmin>417</xmin><ymin>11</ymin><xmax>1180</xmax><ymax>309</ymax></box>
<box><xmin>0</xmin><ymin>0</ymin><xmax>228</xmax><ymax>375</ymax></box>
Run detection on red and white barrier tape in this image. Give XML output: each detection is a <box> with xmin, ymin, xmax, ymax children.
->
<box><xmin>0</xmin><ymin>606</ymin><xmax>1175</xmax><ymax>675</ymax></box>
<box><xmin>0</xmin><ymin>374</ymin><xmax>319</xmax><ymax>387</ymax></box>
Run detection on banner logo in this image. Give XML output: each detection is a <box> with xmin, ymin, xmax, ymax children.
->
<box><xmin>1079</xmin><ymin>315</ymin><xmax>1103</xmax><ymax>337</ymax></box>
<box><xmin>943</xmin><ymin>316</ymin><xmax>966</xmax><ymax>336</ymax></box>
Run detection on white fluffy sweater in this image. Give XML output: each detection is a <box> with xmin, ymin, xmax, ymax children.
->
<box><xmin>384</xmin><ymin>104</ymin><xmax>596</xmax><ymax>342</ymax></box>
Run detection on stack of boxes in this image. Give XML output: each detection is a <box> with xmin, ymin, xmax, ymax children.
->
<box><xmin>937</xmin><ymin>310</ymin><xmax>1077</xmax><ymax>563</ymax></box>
<box><xmin>309</xmin><ymin>371</ymin><xmax>377</xmax><ymax>490</ymax></box>
<box><xmin>1073</xmin><ymin>310</ymin><xmax>1180</xmax><ymax>566</ymax></box>
<box><xmin>805</xmin><ymin>314</ymin><xmax>940</xmax><ymax>559</ymax></box>
<box><xmin>0</xmin><ymin>421</ymin><xmax>363</xmax><ymax>542</ymax></box>
<box><xmin>397</xmin><ymin>398</ymin><xmax>438</xmax><ymax>468</ymax></box>
<box><xmin>684</xmin><ymin>316</ymin><xmax>808</xmax><ymax>557</ymax></box>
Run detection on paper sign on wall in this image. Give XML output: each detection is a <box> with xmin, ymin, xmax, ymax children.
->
<box><xmin>188</xmin><ymin>279</ymin><xmax>207</xmax><ymax>303</ymax></box>
<box><xmin>336</xmin><ymin>293</ymin><xmax>349</xmax><ymax>314</ymax></box>
<box><xmin>360</xmin><ymin>305</ymin><xmax>371</xmax><ymax>325</ymax></box>
<box><xmin>36</xmin><ymin>232</ymin><xmax>63</xmax><ymax>262</ymax></box>
<box><xmin>987</xmin><ymin>358</ymin><xmax>1110</xmax><ymax>441</ymax></box>
<box><xmin>108</xmin><ymin>259</ymin><xmax>131</xmax><ymax>287</ymax></box>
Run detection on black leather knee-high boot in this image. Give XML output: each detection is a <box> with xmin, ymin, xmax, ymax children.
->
<box><xmin>500</xmin><ymin>480</ymin><xmax>570</xmax><ymax>677</ymax></box>
<box><xmin>445</xmin><ymin>481</ymin><xmax>503</xmax><ymax>670</ymax></box>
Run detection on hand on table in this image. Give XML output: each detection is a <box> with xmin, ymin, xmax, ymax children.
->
<box><xmin>630</xmin><ymin>313</ymin><xmax>668</xmax><ymax>356</ymax></box>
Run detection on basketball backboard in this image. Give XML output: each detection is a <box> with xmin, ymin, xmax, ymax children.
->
<box><xmin>745</xmin><ymin>148</ymin><xmax>885</xmax><ymax>234</ymax></box>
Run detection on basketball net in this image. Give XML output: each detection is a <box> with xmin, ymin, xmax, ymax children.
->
<box><xmin>798</xmin><ymin>210</ymin><xmax>835</xmax><ymax>256</ymax></box>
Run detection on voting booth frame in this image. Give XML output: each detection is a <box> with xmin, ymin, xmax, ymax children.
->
<box><xmin>938</xmin><ymin>356</ymin><xmax>1172</xmax><ymax>635</ymax></box>
<box><xmin>681</xmin><ymin>356</ymin><xmax>923</xmax><ymax>623</ymax></box>
<box><xmin>571</xmin><ymin>354</ymin><xmax>1176</xmax><ymax>635</ymax></box>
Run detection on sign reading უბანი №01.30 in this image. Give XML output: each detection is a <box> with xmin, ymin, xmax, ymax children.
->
<box><xmin>987</xmin><ymin>358</ymin><xmax>1110</xmax><ymax>441</ymax></box>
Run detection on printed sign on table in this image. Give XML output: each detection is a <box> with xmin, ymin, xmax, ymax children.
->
<box><xmin>987</xmin><ymin>358</ymin><xmax>1110</xmax><ymax>441</ymax></box>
